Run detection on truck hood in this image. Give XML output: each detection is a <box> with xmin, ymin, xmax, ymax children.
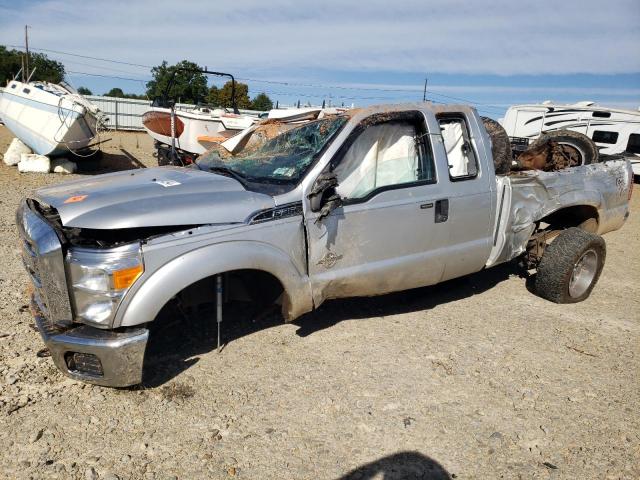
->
<box><xmin>33</xmin><ymin>167</ymin><xmax>275</xmax><ymax>229</ymax></box>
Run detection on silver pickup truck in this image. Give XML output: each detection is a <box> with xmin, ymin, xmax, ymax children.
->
<box><xmin>17</xmin><ymin>103</ymin><xmax>633</xmax><ymax>387</ymax></box>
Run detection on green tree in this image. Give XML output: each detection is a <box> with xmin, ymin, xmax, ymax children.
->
<box><xmin>145</xmin><ymin>60</ymin><xmax>208</xmax><ymax>104</ymax></box>
<box><xmin>207</xmin><ymin>85</ymin><xmax>220</xmax><ymax>106</ymax></box>
<box><xmin>216</xmin><ymin>80</ymin><xmax>251</xmax><ymax>109</ymax></box>
<box><xmin>105</xmin><ymin>87</ymin><xmax>125</xmax><ymax>98</ymax></box>
<box><xmin>77</xmin><ymin>86</ymin><xmax>92</xmax><ymax>95</ymax></box>
<box><xmin>250</xmin><ymin>92</ymin><xmax>273</xmax><ymax>111</ymax></box>
<box><xmin>0</xmin><ymin>46</ymin><xmax>65</xmax><ymax>85</ymax></box>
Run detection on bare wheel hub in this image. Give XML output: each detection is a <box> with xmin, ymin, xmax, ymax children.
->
<box><xmin>569</xmin><ymin>249</ymin><xmax>598</xmax><ymax>298</ymax></box>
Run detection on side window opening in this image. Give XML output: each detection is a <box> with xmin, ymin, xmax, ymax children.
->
<box><xmin>592</xmin><ymin>130</ymin><xmax>619</xmax><ymax>144</ymax></box>
<box><xmin>437</xmin><ymin>116</ymin><xmax>479</xmax><ymax>180</ymax></box>
<box><xmin>627</xmin><ymin>133</ymin><xmax>640</xmax><ymax>154</ymax></box>
<box><xmin>333</xmin><ymin>115</ymin><xmax>435</xmax><ymax>201</ymax></box>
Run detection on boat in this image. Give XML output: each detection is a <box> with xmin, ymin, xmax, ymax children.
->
<box><xmin>0</xmin><ymin>79</ymin><xmax>101</xmax><ymax>156</ymax></box>
<box><xmin>142</xmin><ymin>105</ymin><xmax>257</xmax><ymax>156</ymax></box>
<box><xmin>501</xmin><ymin>101</ymin><xmax>640</xmax><ymax>175</ymax></box>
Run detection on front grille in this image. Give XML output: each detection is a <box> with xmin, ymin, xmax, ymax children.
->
<box><xmin>17</xmin><ymin>201</ymin><xmax>73</xmax><ymax>326</ymax></box>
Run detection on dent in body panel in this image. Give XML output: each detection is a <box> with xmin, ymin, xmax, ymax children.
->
<box><xmin>487</xmin><ymin>159</ymin><xmax>631</xmax><ymax>267</ymax></box>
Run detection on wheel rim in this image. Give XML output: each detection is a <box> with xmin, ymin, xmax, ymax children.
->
<box><xmin>569</xmin><ymin>249</ymin><xmax>598</xmax><ymax>298</ymax></box>
<box><xmin>558</xmin><ymin>141</ymin><xmax>586</xmax><ymax>166</ymax></box>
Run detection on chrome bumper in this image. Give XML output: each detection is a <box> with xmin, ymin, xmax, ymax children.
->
<box><xmin>33</xmin><ymin>298</ymin><xmax>148</xmax><ymax>387</ymax></box>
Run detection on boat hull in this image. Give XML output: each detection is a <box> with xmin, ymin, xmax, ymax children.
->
<box><xmin>0</xmin><ymin>82</ymin><xmax>97</xmax><ymax>156</ymax></box>
<box><xmin>142</xmin><ymin>107</ymin><xmax>255</xmax><ymax>155</ymax></box>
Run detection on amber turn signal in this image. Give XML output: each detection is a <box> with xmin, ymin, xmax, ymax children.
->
<box><xmin>113</xmin><ymin>264</ymin><xmax>143</xmax><ymax>290</ymax></box>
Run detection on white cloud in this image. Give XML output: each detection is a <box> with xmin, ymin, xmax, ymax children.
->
<box><xmin>1</xmin><ymin>0</ymin><xmax>639</xmax><ymax>75</ymax></box>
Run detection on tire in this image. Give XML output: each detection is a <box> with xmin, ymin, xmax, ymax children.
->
<box><xmin>529</xmin><ymin>130</ymin><xmax>599</xmax><ymax>166</ymax></box>
<box><xmin>534</xmin><ymin>227</ymin><xmax>606</xmax><ymax>303</ymax></box>
<box><xmin>481</xmin><ymin>116</ymin><xmax>511</xmax><ymax>175</ymax></box>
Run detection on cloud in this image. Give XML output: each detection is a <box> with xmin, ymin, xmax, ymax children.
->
<box><xmin>1</xmin><ymin>0</ymin><xmax>639</xmax><ymax>76</ymax></box>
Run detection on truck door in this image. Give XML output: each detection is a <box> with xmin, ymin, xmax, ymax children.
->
<box><xmin>435</xmin><ymin>113</ymin><xmax>494</xmax><ymax>281</ymax></box>
<box><xmin>303</xmin><ymin>110</ymin><xmax>450</xmax><ymax>306</ymax></box>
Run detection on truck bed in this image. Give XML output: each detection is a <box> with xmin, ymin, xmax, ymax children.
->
<box><xmin>488</xmin><ymin>159</ymin><xmax>632</xmax><ymax>267</ymax></box>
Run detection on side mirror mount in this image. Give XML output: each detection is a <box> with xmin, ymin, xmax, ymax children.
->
<box><xmin>309</xmin><ymin>190</ymin><xmax>323</xmax><ymax>212</ymax></box>
<box><xmin>308</xmin><ymin>171</ymin><xmax>343</xmax><ymax>221</ymax></box>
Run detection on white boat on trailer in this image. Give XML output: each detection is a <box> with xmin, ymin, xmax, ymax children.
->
<box><xmin>142</xmin><ymin>67</ymin><xmax>260</xmax><ymax>165</ymax></box>
<box><xmin>501</xmin><ymin>101</ymin><xmax>640</xmax><ymax>176</ymax></box>
<box><xmin>0</xmin><ymin>80</ymin><xmax>101</xmax><ymax>156</ymax></box>
<box><xmin>142</xmin><ymin>105</ymin><xmax>256</xmax><ymax>157</ymax></box>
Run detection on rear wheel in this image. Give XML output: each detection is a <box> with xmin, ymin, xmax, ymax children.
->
<box><xmin>533</xmin><ymin>227</ymin><xmax>606</xmax><ymax>303</ymax></box>
<box><xmin>529</xmin><ymin>130</ymin><xmax>599</xmax><ymax>167</ymax></box>
<box><xmin>481</xmin><ymin>116</ymin><xmax>511</xmax><ymax>175</ymax></box>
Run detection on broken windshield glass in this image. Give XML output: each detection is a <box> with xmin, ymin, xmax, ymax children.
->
<box><xmin>196</xmin><ymin>116</ymin><xmax>347</xmax><ymax>186</ymax></box>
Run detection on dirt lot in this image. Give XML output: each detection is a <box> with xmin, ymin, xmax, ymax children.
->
<box><xmin>0</xmin><ymin>125</ymin><xmax>638</xmax><ymax>480</ymax></box>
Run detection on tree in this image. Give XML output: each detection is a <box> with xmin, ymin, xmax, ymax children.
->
<box><xmin>77</xmin><ymin>86</ymin><xmax>92</xmax><ymax>95</ymax></box>
<box><xmin>207</xmin><ymin>85</ymin><xmax>219</xmax><ymax>106</ymax></box>
<box><xmin>145</xmin><ymin>60</ymin><xmax>208</xmax><ymax>104</ymax></box>
<box><xmin>215</xmin><ymin>80</ymin><xmax>251</xmax><ymax>109</ymax></box>
<box><xmin>105</xmin><ymin>87</ymin><xmax>125</xmax><ymax>98</ymax></box>
<box><xmin>0</xmin><ymin>46</ymin><xmax>65</xmax><ymax>85</ymax></box>
<box><xmin>250</xmin><ymin>92</ymin><xmax>273</xmax><ymax>111</ymax></box>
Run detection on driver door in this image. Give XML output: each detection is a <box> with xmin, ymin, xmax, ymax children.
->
<box><xmin>303</xmin><ymin>111</ymin><xmax>451</xmax><ymax>306</ymax></box>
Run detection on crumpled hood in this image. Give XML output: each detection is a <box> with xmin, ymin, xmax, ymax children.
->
<box><xmin>34</xmin><ymin>167</ymin><xmax>275</xmax><ymax>229</ymax></box>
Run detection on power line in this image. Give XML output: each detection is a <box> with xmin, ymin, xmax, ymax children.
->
<box><xmin>5</xmin><ymin>44</ymin><xmax>153</xmax><ymax>69</ymax></box>
<box><xmin>50</xmin><ymin>57</ymin><xmax>151</xmax><ymax>77</ymax></box>
<box><xmin>6</xmin><ymin>44</ymin><xmax>505</xmax><ymax>112</ymax></box>
<box><xmin>66</xmin><ymin>70</ymin><xmax>149</xmax><ymax>83</ymax></box>
<box><xmin>238</xmin><ymin>76</ymin><xmax>505</xmax><ymax>112</ymax></box>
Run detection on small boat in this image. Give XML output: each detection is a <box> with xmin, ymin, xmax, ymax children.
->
<box><xmin>143</xmin><ymin>67</ymin><xmax>263</xmax><ymax>165</ymax></box>
<box><xmin>142</xmin><ymin>105</ymin><xmax>257</xmax><ymax>155</ymax></box>
<box><xmin>0</xmin><ymin>80</ymin><xmax>101</xmax><ymax>156</ymax></box>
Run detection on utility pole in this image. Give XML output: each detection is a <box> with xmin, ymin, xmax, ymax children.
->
<box><xmin>24</xmin><ymin>25</ymin><xmax>30</xmax><ymax>82</ymax></box>
<box><xmin>422</xmin><ymin>77</ymin><xmax>428</xmax><ymax>102</ymax></box>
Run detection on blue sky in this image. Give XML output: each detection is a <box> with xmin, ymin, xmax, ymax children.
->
<box><xmin>1</xmin><ymin>0</ymin><xmax>638</xmax><ymax>118</ymax></box>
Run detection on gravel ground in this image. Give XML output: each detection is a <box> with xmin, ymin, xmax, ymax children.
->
<box><xmin>0</xmin><ymin>125</ymin><xmax>638</xmax><ymax>479</ymax></box>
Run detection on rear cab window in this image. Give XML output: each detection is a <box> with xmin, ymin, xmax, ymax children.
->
<box><xmin>437</xmin><ymin>115</ymin><xmax>479</xmax><ymax>180</ymax></box>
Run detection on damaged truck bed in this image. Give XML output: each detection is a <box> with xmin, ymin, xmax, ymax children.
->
<box><xmin>17</xmin><ymin>103</ymin><xmax>634</xmax><ymax>386</ymax></box>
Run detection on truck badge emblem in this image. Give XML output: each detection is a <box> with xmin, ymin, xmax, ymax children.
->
<box><xmin>317</xmin><ymin>251</ymin><xmax>343</xmax><ymax>269</ymax></box>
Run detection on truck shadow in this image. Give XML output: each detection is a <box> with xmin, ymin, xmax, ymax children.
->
<box><xmin>337</xmin><ymin>451</ymin><xmax>451</xmax><ymax>479</ymax></box>
<box><xmin>141</xmin><ymin>261</ymin><xmax>520</xmax><ymax>387</ymax></box>
<box><xmin>294</xmin><ymin>260</ymin><xmax>520</xmax><ymax>337</ymax></box>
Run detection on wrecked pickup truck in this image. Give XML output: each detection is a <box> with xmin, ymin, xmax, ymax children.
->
<box><xmin>17</xmin><ymin>103</ymin><xmax>633</xmax><ymax>387</ymax></box>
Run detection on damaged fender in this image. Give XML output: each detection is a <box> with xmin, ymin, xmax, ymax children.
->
<box><xmin>114</xmin><ymin>240</ymin><xmax>314</xmax><ymax>328</ymax></box>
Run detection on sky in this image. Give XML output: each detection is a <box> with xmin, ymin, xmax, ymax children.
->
<box><xmin>1</xmin><ymin>0</ymin><xmax>639</xmax><ymax>118</ymax></box>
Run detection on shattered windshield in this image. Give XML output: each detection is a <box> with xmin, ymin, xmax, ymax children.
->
<box><xmin>196</xmin><ymin>116</ymin><xmax>347</xmax><ymax>190</ymax></box>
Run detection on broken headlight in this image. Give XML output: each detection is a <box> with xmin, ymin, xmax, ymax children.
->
<box><xmin>66</xmin><ymin>243</ymin><xmax>144</xmax><ymax>328</ymax></box>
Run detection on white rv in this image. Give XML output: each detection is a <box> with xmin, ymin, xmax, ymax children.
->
<box><xmin>501</xmin><ymin>101</ymin><xmax>640</xmax><ymax>176</ymax></box>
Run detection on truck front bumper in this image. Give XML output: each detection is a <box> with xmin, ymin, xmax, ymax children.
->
<box><xmin>33</xmin><ymin>299</ymin><xmax>148</xmax><ymax>387</ymax></box>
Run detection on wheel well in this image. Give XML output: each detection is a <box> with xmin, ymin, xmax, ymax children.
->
<box><xmin>538</xmin><ymin>205</ymin><xmax>599</xmax><ymax>232</ymax></box>
<box><xmin>164</xmin><ymin>269</ymin><xmax>285</xmax><ymax>318</ymax></box>
<box><xmin>525</xmin><ymin>205</ymin><xmax>600</xmax><ymax>269</ymax></box>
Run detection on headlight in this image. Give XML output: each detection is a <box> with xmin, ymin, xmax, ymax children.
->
<box><xmin>66</xmin><ymin>243</ymin><xmax>144</xmax><ymax>327</ymax></box>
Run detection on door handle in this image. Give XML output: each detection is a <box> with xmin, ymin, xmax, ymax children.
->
<box><xmin>435</xmin><ymin>199</ymin><xmax>449</xmax><ymax>223</ymax></box>
<box><xmin>420</xmin><ymin>202</ymin><xmax>434</xmax><ymax>209</ymax></box>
